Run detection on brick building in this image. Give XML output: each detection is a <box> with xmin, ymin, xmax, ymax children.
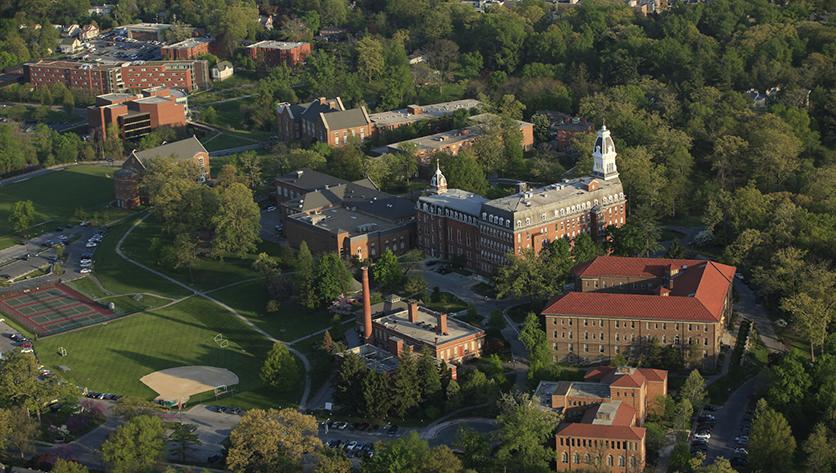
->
<box><xmin>542</xmin><ymin>256</ymin><xmax>736</xmax><ymax>367</ymax></box>
<box><xmin>161</xmin><ymin>38</ymin><xmax>210</xmax><ymax>60</ymax></box>
<box><xmin>276</xmin><ymin>97</ymin><xmax>373</xmax><ymax>146</ymax></box>
<box><xmin>386</xmin><ymin>113</ymin><xmax>534</xmax><ymax>161</ymax></box>
<box><xmin>352</xmin><ymin>267</ymin><xmax>484</xmax><ymax>376</ymax></box>
<box><xmin>23</xmin><ymin>60</ymin><xmax>210</xmax><ymax>94</ymax></box>
<box><xmin>246</xmin><ymin>40</ymin><xmax>312</xmax><ymax>66</ymax></box>
<box><xmin>87</xmin><ymin>87</ymin><xmax>186</xmax><ymax>141</ymax></box>
<box><xmin>368</xmin><ymin>99</ymin><xmax>482</xmax><ymax>133</ymax></box>
<box><xmin>277</xmin><ymin>169</ymin><xmax>415</xmax><ymax>261</ymax></box>
<box><xmin>113</xmin><ymin>136</ymin><xmax>208</xmax><ymax>208</ymax></box>
<box><xmin>416</xmin><ymin>125</ymin><xmax>626</xmax><ymax>275</ymax></box>
<box><xmin>535</xmin><ymin>366</ymin><xmax>667</xmax><ymax>473</ymax></box>
<box><xmin>123</xmin><ymin>23</ymin><xmax>173</xmax><ymax>41</ymax></box>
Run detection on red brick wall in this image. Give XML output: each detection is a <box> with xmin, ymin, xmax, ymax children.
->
<box><xmin>161</xmin><ymin>42</ymin><xmax>209</xmax><ymax>60</ymax></box>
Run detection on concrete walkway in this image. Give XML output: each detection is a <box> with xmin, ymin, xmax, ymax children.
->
<box><xmin>115</xmin><ymin>214</ymin><xmax>314</xmax><ymax>409</ymax></box>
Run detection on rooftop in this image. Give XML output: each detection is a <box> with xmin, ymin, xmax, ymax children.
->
<box><xmin>163</xmin><ymin>37</ymin><xmax>210</xmax><ymax>49</ymax></box>
<box><xmin>566</xmin><ymin>381</ymin><xmax>612</xmax><ymax>399</ymax></box>
<box><xmin>321</xmin><ymin>107</ymin><xmax>370</xmax><ymax>130</ymax></box>
<box><xmin>418</xmin><ymin>188</ymin><xmax>488</xmax><ymax>217</ymax></box>
<box><xmin>533</xmin><ymin>380</ymin><xmax>572</xmax><ymax>409</ymax></box>
<box><xmin>545</xmin><ymin>257</ymin><xmax>736</xmax><ymax>322</ymax></box>
<box><xmin>374</xmin><ymin>306</ymin><xmax>484</xmax><ymax>347</ymax></box>
<box><xmin>289</xmin><ymin>205</ymin><xmax>403</xmax><ymax>237</ymax></box>
<box><xmin>557</xmin><ymin>423</ymin><xmax>645</xmax><ymax>441</ymax></box>
<box><xmin>133</xmin><ymin>96</ymin><xmax>171</xmax><ymax>104</ymax></box>
<box><xmin>132</xmin><ymin>136</ymin><xmax>206</xmax><ymax>165</ymax></box>
<box><xmin>276</xmin><ymin>168</ymin><xmax>356</xmax><ymax>192</ymax></box>
<box><xmin>582</xmin><ymin>400</ymin><xmax>636</xmax><ymax>426</ymax></box>
<box><xmin>338</xmin><ymin>344</ymin><xmax>399</xmax><ymax>373</ymax></box>
<box><xmin>369</xmin><ymin>99</ymin><xmax>482</xmax><ymax>127</ymax></box>
<box><xmin>122</xmin><ymin>23</ymin><xmax>172</xmax><ymax>32</ymax></box>
<box><xmin>248</xmin><ymin>40</ymin><xmax>308</xmax><ymax>50</ymax></box>
<box><xmin>482</xmin><ymin>176</ymin><xmax>624</xmax><ymax>215</ymax></box>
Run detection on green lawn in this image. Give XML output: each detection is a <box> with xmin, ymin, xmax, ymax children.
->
<box><xmin>0</xmin><ymin>165</ymin><xmax>127</xmax><ymax>238</ymax></box>
<box><xmin>211</xmin><ymin>281</ymin><xmax>336</xmax><ymax>342</ymax></box>
<box><xmin>425</xmin><ymin>291</ymin><xmax>468</xmax><ymax>314</ymax></box>
<box><xmin>507</xmin><ymin>301</ymin><xmax>542</xmax><ymax>323</ymax></box>
<box><xmin>38</xmin><ymin>297</ymin><xmax>300</xmax><ymax>408</ymax></box>
<box><xmin>203</xmin><ymin>132</ymin><xmax>257</xmax><ymax>152</ymax></box>
<box><xmin>292</xmin><ymin>322</ymin><xmax>351</xmax><ymax>399</ymax></box>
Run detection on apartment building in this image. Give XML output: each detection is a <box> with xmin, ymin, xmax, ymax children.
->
<box><xmin>246</xmin><ymin>40</ymin><xmax>312</xmax><ymax>66</ymax></box>
<box><xmin>23</xmin><ymin>59</ymin><xmax>210</xmax><ymax>94</ymax></box>
<box><xmin>161</xmin><ymin>38</ymin><xmax>210</xmax><ymax>60</ymax></box>
<box><xmin>542</xmin><ymin>256</ymin><xmax>736</xmax><ymax>367</ymax></box>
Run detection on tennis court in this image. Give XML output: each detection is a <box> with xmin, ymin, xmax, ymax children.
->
<box><xmin>0</xmin><ymin>284</ymin><xmax>117</xmax><ymax>336</ymax></box>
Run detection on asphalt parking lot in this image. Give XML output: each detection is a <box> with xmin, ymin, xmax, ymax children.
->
<box><xmin>0</xmin><ymin>319</ymin><xmax>21</xmax><ymax>358</ymax></box>
<box><xmin>65</xmin><ymin>34</ymin><xmax>161</xmax><ymax>65</ymax></box>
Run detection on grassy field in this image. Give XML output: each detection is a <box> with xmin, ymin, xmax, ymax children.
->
<box><xmin>38</xmin><ymin>216</ymin><xmax>327</xmax><ymax>408</ymax></box>
<box><xmin>0</xmin><ymin>165</ymin><xmax>126</xmax><ymax>238</ymax></box>
<box><xmin>212</xmin><ymin>281</ymin><xmax>336</xmax><ymax>342</ymax></box>
<box><xmin>203</xmin><ymin>132</ymin><xmax>257</xmax><ymax>152</ymax></box>
<box><xmin>38</xmin><ymin>297</ymin><xmax>300</xmax><ymax>408</ymax></box>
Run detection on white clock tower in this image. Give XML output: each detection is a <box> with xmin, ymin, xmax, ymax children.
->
<box><xmin>592</xmin><ymin>124</ymin><xmax>619</xmax><ymax>181</ymax></box>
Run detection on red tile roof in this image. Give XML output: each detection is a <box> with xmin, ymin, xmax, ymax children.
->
<box><xmin>637</xmin><ymin>368</ymin><xmax>667</xmax><ymax>383</ymax></box>
<box><xmin>581</xmin><ymin>401</ymin><xmax>637</xmax><ymax>426</ymax></box>
<box><xmin>557</xmin><ymin>423</ymin><xmax>645</xmax><ymax>441</ymax></box>
<box><xmin>546</xmin><ymin>257</ymin><xmax>735</xmax><ymax>323</ymax></box>
<box><xmin>609</xmin><ymin>370</ymin><xmax>646</xmax><ymax>388</ymax></box>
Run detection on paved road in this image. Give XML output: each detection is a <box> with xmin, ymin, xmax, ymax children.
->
<box><xmin>423</xmin><ymin>417</ymin><xmax>497</xmax><ymax>447</ymax></box>
<box><xmin>733</xmin><ymin>279</ymin><xmax>784</xmax><ymax>353</ymax></box>
<box><xmin>706</xmin><ymin>372</ymin><xmax>766</xmax><ymax>463</ymax></box>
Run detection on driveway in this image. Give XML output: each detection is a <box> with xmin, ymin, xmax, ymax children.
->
<box><xmin>733</xmin><ymin>279</ymin><xmax>784</xmax><ymax>353</ymax></box>
<box><xmin>705</xmin><ymin>372</ymin><xmax>766</xmax><ymax>462</ymax></box>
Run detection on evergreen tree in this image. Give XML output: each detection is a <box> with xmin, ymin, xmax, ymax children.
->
<box><xmin>389</xmin><ymin>352</ymin><xmax>420</xmax><ymax>418</ymax></box>
<box><xmin>519</xmin><ymin>313</ymin><xmax>551</xmax><ymax>379</ymax></box>
<box><xmin>315</xmin><ymin>253</ymin><xmax>352</xmax><ymax>306</ymax></box>
<box><xmin>335</xmin><ymin>352</ymin><xmax>367</xmax><ymax>413</ymax></box>
<box><xmin>803</xmin><ymin>423</ymin><xmax>835</xmax><ymax>473</ymax></box>
<box><xmin>361</xmin><ymin>370</ymin><xmax>390</xmax><ymax>420</ymax></box>
<box><xmin>296</xmin><ymin>242</ymin><xmax>317</xmax><ymax>309</ymax></box>
<box><xmin>572</xmin><ymin>233</ymin><xmax>600</xmax><ymax>264</ymax></box>
<box><xmin>749</xmin><ymin>399</ymin><xmax>796</xmax><ymax>473</ymax></box>
<box><xmin>260</xmin><ymin>343</ymin><xmax>302</xmax><ymax>394</ymax></box>
<box><xmin>416</xmin><ymin>347</ymin><xmax>442</xmax><ymax>402</ymax></box>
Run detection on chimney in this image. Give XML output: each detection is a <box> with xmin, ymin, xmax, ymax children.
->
<box><xmin>658</xmin><ymin>287</ymin><xmax>670</xmax><ymax>297</ymax></box>
<box><xmin>389</xmin><ymin>337</ymin><xmax>404</xmax><ymax>358</ymax></box>
<box><xmin>408</xmin><ymin>301</ymin><xmax>419</xmax><ymax>323</ymax></box>
<box><xmin>437</xmin><ymin>313</ymin><xmax>448</xmax><ymax>336</ymax></box>
<box><xmin>318</xmin><ymin>97</ymin><xmax>327</xmax><ymax>105</ymax></box>
<box><xmin>362</xmin><ymin>266</ymin><xmax>372</xmax><ymax>343</ymax></box>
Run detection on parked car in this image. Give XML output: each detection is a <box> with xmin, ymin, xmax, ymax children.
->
<box><xmin>80</xmin><ymin>268</ymin><xmax>92</xmax><ymax>274</ymax></box>
<box><xmin>693</xmin><ymin>430</ymin><xmax>711</xmax><ymax>441</ymax></box>
<box><xmin>265</xmin><ymin>206</ymin><xmax>277</xmax><ymax>212</ymax></box>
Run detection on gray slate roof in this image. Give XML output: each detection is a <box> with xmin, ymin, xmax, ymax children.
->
<box><xmin>321</xmin><ymin>107</ymin><xmax>370</xmax><ymax>130</ymax></box>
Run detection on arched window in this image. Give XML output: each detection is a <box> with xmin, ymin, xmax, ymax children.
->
<box><xmin>585</xmin><ymin>454</ymin><xmax>591</xmax><ymax>464</ymax></box>
<box><xmin>573</xmin><ymin>453</ymin><xmax>580</xmax><ymax>464</ymax></box>
<box><xmin>561</xmin><ymin>452</ymin><xmax>568</xmax><ymax>464</ymax></box>
<box><xmin>619</xmin><ymin>456</ymin><xmax>625</xmax><ymax>466</ymax></box>
<box><xmin>607</xmin><ymin>455</ymin><xmax>613</xmax><ymax>466</ymax></box>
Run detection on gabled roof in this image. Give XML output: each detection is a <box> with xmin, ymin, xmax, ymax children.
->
<box><xmin>132</xmin><ymin>136</ymin><xmax>206</xmax><ymax>166</ymax></box>
<box><xmin>557</xmin><ymin>423</ymin><xmax>645</xmax><ymax>441</ymax></box>
<box><xmin>546</xmin><ymin>257</ymin><xmax>735</xmax><ymax>323</ymax></box>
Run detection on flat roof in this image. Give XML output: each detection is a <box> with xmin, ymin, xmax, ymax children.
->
<box><xmin>419</xmin><ymin>189</ymin><xmax>487</xmax><ymax>217</ymax></box>
<box><xmin>389</xmin><ymin>126</ymin><xmax>480</xmax><ymax>154</ymax></box>
<box><xmin>533</xmin><ymin>380</ymin><xmax>572</xmax><ymax>409</ymax></box>
<box><xmin>289</xmin><ymin>206</ymin><xmax>403</xmax><ymax>237</ymax></box>
<box><xmin>482</xmin><ymin>176</ymin><xmax>624</xmax><ymax>214</ymax></box>
<box><xmin>123</xmin><ymin>23</ymin><xmax>172</xmax><ymax>31</ymax></box>
<box><xmin>369</xmin><ymin>99</ymin><xmax>482</xmax><ymax>127</ymax></box>
<box><xmin>566</xmin><ymin>381</ymin><xmax>611</xmax><ymax>399</ymax></box>
<box><xmin>375</xmin><ymin>306</ymin><xmax>483</xmax><ymax>347</ymax></box>
<box><xmin>163</xmin><ymin>37</ymin><xmax>209</xmax><ymax>49</ymax></box>
<box><xmin>133</xmin><ymin>96</ymin><xmax>171</xmax><ymax>104</ymax></box>
<box><xmin>248</xmin><ymin>40</ymin><xmax>307</xmax><ymax>49</ymax></box>
<box><xmin>338</xmin><ymin>344</ymin><xmax>399</xmax><ymax>373</ymax></box>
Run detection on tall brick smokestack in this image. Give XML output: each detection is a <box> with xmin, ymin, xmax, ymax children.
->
<box><xmin>362</xmin><ymin>266</ymin><xmax>372</xmax><ymax>343</ymax></box>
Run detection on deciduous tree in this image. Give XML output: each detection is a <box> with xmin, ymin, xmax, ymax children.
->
<box><xmin>227</xmin><ymin>408</ymin><xmax>321</xmax><ymax>473</ymax></box>
<box><xmin>261</xmin><ymin>343</ymin><xmax>302</xmax><ymax>393</ymax></box>
<box><xmin>211</xmin><ymin>183</ymin><xmax>261</xmax><ymax>258</ymax></box>
<box><xmin>495</xmin><ymin>392</ymin><xmax>559</xmax><ymax>473</ymax></box>
<box><xmin>101</xmin><ymin>415</ymin><xmax>165</xmax><ymax>473</ymax></box>
<box><xmin>680</xmin><ymin>370</ymin><xmax>707</xmax><ymax>411</ymax></box>
<box><xmin>749</xmin><ymin>399</ymin><xmax>796</xmax><ymax>473</ymax></box>
<box><xmin>9</xmin><ymin>199</ymin><xmax>34</xmax><ymax>235</ymax></box>
<box><xmin>52</xmin><ymin>459</ymin><xmax>89</xmax><ymax>473</ymax></box>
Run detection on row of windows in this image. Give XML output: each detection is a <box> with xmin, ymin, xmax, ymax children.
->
<box><xmin>560</xmin><ymin>452</ymin><xmax>638</xmax><ymax>467</ymax></box>
<box><xmin>552</xmin><ymin>317</ymin><xmax>712</xmax><ymax>333</ymax></box>
<box><xmin>560</xmin><ymin>436</ymin><xmax>638</xmax><ymax>451</ymax></box>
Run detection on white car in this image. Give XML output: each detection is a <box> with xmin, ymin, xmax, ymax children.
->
<box><xmin>80</xmin><ymin>267</ymin><xmax>92</xmax><ymax>274</ymax></box>
<box><xmin>265</xmin><ymin>206</ymin><xmax>277</xmax><ymax>212</ymax></box>
<box><xmin>85</xmin><ymin>241</ymin><xmax>98</xmax><ymax>248</ymax></box>
<box><xmin>694</xmin><ymin>431</ymin><xmax>711</xmax><ymax>441</ymax></box>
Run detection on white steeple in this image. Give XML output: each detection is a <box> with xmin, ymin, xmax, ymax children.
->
<box><xmin>592</xmin><ymin>124</ymin><xmax>619</xmax><ymax>181</ymax></box>
<box><xmin>430</xmin><ymin>159</ymin><xmax>448</xmax><ymax>194</ymax></box>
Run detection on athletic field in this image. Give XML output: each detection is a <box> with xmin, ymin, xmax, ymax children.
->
<box><xmin>0</xmin><ymin>284</ymin><xmax>117</xmax><ymax>336</ymax></box>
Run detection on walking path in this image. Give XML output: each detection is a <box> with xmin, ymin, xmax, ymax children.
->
<box><xmin>114</xmin><ymin>214</ymin><xmax>313</xmax><ymax>409</ymax></box>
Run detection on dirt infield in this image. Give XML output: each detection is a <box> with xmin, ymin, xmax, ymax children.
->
<box><xmin>0</xmin><ymin>283</ymin><xmax>116</xmax><ymax>336</ymax></box>
<box><xmin>140</xmin><ymin>366</ymin><xmax>239</xmax><ymax>403</ymax></box>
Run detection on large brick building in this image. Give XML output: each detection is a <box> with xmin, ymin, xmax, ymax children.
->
<box><xmin>276</xmin><ymin>97</ymin><xmax>373</xmax><ymax>146</ymax></box>
<box><xmin>542</xmin><ymin>256</ymin><xmax>736</xmax><ymax>367</ymax></box>
<box><xmin>113</xmin><ymin>136</ymin><xmax>208</xmax><ymax>208</ymax></box>
<box><xmin>417</xmin><ymin>125</ymin><xmax>626</xmax><ymax>275</ymax></box>
<box><xmin>23</xmin><ymin>60</ymin><xmax>210</xmax><ymax>94</ymax></box>
<box><xmin>246</xmin><ymin>40</ymin><xmax>312</xmax><ymax>66</ymax></box>
<box><xmin>276</xmin><ymin>169</ymin><xmax>415</xmax><ymax>261</ymax></box>
<box><xmin>536</xmin><ymin>366</ymin><xmax>668</xmax><ymax>473</ymax></box>
<box><xmin>350</xmin><ymin>267</ymin><xmax>484</xmax><ymax>378</ymax></box>
<box><xmin>87</xmin><ymin>87</ymin><xmax>186</xmax><ymax>141</ymax></box>
<box><xmin>161</xmin><ymin>38</ymin><xmax>210</xmax><ymax>60</ymax></box>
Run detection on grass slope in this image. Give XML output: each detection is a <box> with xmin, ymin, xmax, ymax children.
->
<box><xmin>0</xmin><ymin>165</ymin><xmax>126</xmax><ymax>237</ymax></box>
